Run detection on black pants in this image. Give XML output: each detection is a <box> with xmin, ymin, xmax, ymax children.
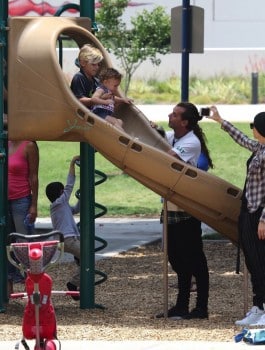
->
<box><xmin>239</xmin><ymin>208</ymin><xmax>265</xmax><ymax>309</ymax></box>
<box><xmin>167</xmin><ymin>217</ymin><xmax>209</xmax><ymax>311</ymax></box>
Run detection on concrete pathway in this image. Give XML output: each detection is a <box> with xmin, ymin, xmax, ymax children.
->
<box><xmin>0</xmin><ymin>339</ymin><xmax>254</xmax><ymax>349</ymax></box>
<box><xmin>35</xmin><ymin>217</ymin><xmax>216</xmax><ymax>262</ymax></box>
<box><xmin>35</xmin><ymin>217</ymin><xmax>163</xmax><ymax>262</ymax></box>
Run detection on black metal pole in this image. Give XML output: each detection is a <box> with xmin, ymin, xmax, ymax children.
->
<box><xmin>79</xmin><ymin>0</ymin><xmax>96</xmax><ymax>309</ymax></box>
<box><xmin>251</xmin><ymin>72</ymin><xmax>258</xmax><ymax>104</ymax></box>
<box><xmin>181</xmin><ymin>0</ymin><xmax>191</xmax><ymax>102</ymax></box>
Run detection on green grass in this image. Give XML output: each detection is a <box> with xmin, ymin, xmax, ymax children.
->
<box><xmin>37</xmin><ymin>122</ymin><xmax>252</xmax><ymax>218</ymax></box>
<box><xmin>127</xmin><ymin>75</ymin><xmax>265</xmax><ymax>104</ymax></box>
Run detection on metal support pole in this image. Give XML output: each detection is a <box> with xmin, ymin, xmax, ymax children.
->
<box><xmin>79</xmin><ymin>0</ymin><xmax>96</xmax><ymax>309</ymax></box>
<box><xmin>80</xmin><ymin>143</ymin><xmax>95</xmax><ymax>308</ymax></box>
<box><xmin>80</xmin><ymin>0</ymin><xmax>94</xmax><ymax>22</ymax></box>
<box><xmin>163</xmin><ymin>200</ymin><xmax>168</xmax><ymax>318</ymax></box>
<box><xmin>251</xmin><ymin>72</ymin><xmax>258</xmax><ymax>104</ymax></box>
<box><xmin>0</xmin><ymin>0</ymin><xmax>8</xmax><ymax>312</ymax></box>
<box><xmin>181</xmin><ymin>0</ymin><xmax>191</xmax><ymax>102</ymax></box>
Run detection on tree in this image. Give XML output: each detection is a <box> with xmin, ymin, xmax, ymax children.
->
<box><xmin>96</xmin><ymin>0</ymin><xmax>170</xmax><ymax>95</ymax></box>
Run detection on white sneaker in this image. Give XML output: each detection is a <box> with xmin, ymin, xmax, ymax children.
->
<box><xmin>252</xmin><ymin>313</ymin><xmax>265</xmax><ymax>326</ymax></box>
<box><xmin>235</xmin><ymin>306</ymin><xmax>264</xmax><ymax>326</ymax></box>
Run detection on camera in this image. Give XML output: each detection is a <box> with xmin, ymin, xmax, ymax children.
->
<box><xmin>200</xmin><ymin>107</ymin><xmax>210</xmax><ymax>117</ymax></box>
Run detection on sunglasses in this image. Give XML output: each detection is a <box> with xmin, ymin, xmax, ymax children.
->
<box><xmin>250</xmin><ymin>123</ymin><xmax>254</xmax><ymax>129</ymax></box>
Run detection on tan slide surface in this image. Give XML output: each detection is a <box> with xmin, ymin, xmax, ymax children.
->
<box><xmin>8</xmin><ymin>17</ymin><xmax>242</xmax><ymax>244</ymax></box>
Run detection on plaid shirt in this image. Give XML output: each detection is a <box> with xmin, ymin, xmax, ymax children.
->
<box><xmin>222</xmin><ymin>120</ymin><xmax>265</xmax><ymax>221</ymax></box>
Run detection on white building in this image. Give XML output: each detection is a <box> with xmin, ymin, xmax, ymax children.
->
<box><xmin>12</xmin><ymin>0</ymin><xmax>265</xmax><ymax>78</ymax></box>
<box><xmin>121</xmin><ymin>0</ymin><xmax>265</xmax><ymax>78</ymax></box>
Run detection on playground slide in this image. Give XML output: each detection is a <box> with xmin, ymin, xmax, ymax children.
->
<box><xmin>8</xmin><ymin>17</ymin><xmax>242</xmax><ymax>244</ymax></box>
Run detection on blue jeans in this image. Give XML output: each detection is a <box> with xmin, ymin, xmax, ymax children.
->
<box><xmin>8</xmin><ymin>195</ymin><xmax>32</xmax><ymax>281</ymax></box>
<box><xmin>93</xmin><ymin>107</ymin><xmax>111</xmax><ymax>119</ymax></box>
<box><xmin>8</xmin><ymin>195</ymin><xmax>32</xmax><ymax>235</ymax></box>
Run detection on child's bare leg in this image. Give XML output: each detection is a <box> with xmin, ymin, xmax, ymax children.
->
<box><xmin>106</xmin><ymin>115</ymin><xmax>124</xmax><ymax>131</ymax></box>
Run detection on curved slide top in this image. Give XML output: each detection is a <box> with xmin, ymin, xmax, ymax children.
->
<box><xmin>8</xmin><ymin>17</ymin><xmax>242</xmax><ymax>244</ymax></box>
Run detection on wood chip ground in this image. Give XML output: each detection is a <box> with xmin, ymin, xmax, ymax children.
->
<box><xmin>0</xmin><ymin>240</ymin><xmax>252</xmax><ymax>342</ymax></box>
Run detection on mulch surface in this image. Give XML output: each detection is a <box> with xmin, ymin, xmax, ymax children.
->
<box><xmin>0</xmin><ymin>240</ymin><xmax>251</xmax><ymax>342</ymax></box>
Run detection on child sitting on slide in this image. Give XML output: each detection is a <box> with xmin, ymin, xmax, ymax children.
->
<box><xmin>92</xmin><ymin>67</ymin><xmax>133</xmax><ymax>130</ymax></box>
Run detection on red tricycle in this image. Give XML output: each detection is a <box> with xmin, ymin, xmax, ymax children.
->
<box><xmin>6</xmin><ymin>231</ymin><xmax>80</xmax><ymax>350</ymax></box>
